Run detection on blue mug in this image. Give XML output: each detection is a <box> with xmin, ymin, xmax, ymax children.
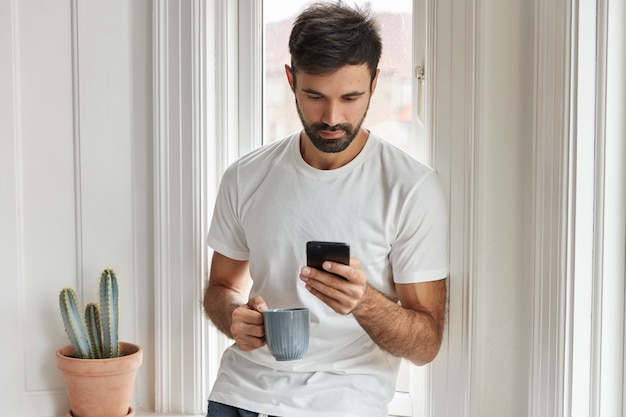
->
<box><xmin>263</xmin><ymin>308</ymin><xmax>310</xmax><ymax>361</ymax></box>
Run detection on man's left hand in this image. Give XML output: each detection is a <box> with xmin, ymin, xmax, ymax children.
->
<box><xmin>299</xmin><ymin>257</ymin><xmax>370</xmax><ymax>314</ymax></box>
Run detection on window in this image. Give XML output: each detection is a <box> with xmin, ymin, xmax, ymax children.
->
<box><xmin>206</xmin><ymin>1</ymin><xmax>430</xmax><ymax>415</ymax></box>
<box><xmin>567</xmin><ymin>0</ymin><xmax>626</xmax><ymax>415</ymax></box>
<box><xmin>529</xmin><ymin>0</ymin><xmax>626</xmax><ymax>415</ymax></box>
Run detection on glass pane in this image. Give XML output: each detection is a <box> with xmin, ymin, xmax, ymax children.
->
<box><xmin>263</xmin><ymin>0</ymin><xmax>413</xmax><ymax>395</ymax></box>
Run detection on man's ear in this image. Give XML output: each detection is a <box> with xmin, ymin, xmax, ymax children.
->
<box><xmin>370</xmin><ymin>68</ymin><xmax>380</xmax><ymax>94</ymax></box>
<box><xmin>285</xmin><ymin>65</ymin><xmax>296</xmax><ymax>92</ymax></box>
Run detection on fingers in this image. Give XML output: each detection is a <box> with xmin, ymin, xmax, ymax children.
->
<box><xmin>349</xmin><ymin>257</ymin><xmax>362</xmax><ymax>269</ymax></box>
<box><xmin>230</xmin><ymin>297</ymin><xmax>268</xmax><ymax>351</ymax></box>
<box><xmin>300</xmin><ymin>258</ymin><xmax>367</xmax><ymax>315</ymax></box>
<box><xmin>247</xmin><ymin>295</ymin><xmax>268</xmax><ymax>313</ymax></box>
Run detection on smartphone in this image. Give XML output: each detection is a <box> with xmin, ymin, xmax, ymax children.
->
<box><xmin>306</xmin><ymin>241</ymin><xmax>350</xmax><ymax>271</ymax></box>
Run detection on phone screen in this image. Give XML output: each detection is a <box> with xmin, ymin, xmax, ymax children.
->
<box><xmin>306</xmin><ymin>241</ymin><xmax>350</xmax><ymax>270</ymax></box>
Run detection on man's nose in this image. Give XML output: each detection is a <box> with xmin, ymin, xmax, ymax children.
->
<box><xmin>321</xmin><ymin>101</ymin><xmax>341</xmax><ymax>127</ymax></box>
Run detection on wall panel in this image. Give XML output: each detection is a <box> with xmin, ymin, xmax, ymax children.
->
<box><xmin>0</xmin><ymin>0</ymin><xmax>146</xmax><ymax>415</ymax></box>
<box><xmin>1</xmin><ymin>0</ymin><xmax>76</xmax><ymax>414</ymax></box>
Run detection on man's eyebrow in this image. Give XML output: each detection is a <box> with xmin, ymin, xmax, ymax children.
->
<box><xmin>301</xmin><ymin>88</ymin><xmax>323</xmax><ymax>95</ymax></box>
<box><xmin>301</xmin><ymin>88</ymin><xmax>366</xmax><ymax>98</ymax></box>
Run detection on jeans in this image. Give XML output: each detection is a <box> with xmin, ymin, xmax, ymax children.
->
<box><xmin>207</xmin><ymin>400</ymin><xmax>277</xmax><ymax>417</ymax></box>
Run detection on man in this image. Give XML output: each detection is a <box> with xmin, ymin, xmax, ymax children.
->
<box><xmin>204</xmin><ymin>2</ymin><xmax>448</xmax><ymax>416</ymax></box>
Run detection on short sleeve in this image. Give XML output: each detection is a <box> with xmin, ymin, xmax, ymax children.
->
<box><xmin>390</xmin><ymin>171</ymin><xmax>449</xmax><ymax>283</ymax></box>
<box><xmin>207</xmin><ymin>162</ymin><xmax>250</xmax><ymax>261</ymax></box>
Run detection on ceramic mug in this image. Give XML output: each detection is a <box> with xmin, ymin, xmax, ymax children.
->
<box><xmin>263</xmin><ymin>308</ymin><xmax>310</xmax><ymax>361</ymax></box>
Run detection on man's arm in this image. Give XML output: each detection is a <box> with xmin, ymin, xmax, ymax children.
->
<box><xmin>353</xmin><ymin>279</ymin><xmax>446</xmax><ymax>365</ymax></box>
<box><xmin>204</xmin><ymin>251</ymin><xmax>268</xmax><ymax>351</ymax></box>
<box><xmin>300</xmin><ymin>259</ymin><xmax>447</xmax><ymax>365</ymax></box>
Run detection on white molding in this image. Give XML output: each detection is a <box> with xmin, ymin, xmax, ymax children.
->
<box><xmin>529</xmin><ymin>0</ymin><xmax>573</xmax><ymax>416</ymax></box>
<box><xmin>153</xmin><ymin>2</ymin><xmax>170</xmax><ymax>410</ymax></box>
<box><xmin>70</xmin><ymin>0</ymin><xmax>85</xmax><ymax>296</ymax></box>
<box><xmin>214</xmin><ymin>0</ymin><xmax>239</xmax><ymax>170</ymax></box>
<box><xmin>153</xmin><ymin>0</ymin><xmax>208</xmax><ymax>413</ymax></box>
<box><xmin>589</xmin><ymin>3</ymin><xmax>608</xmax><ymax>414</ymax></box>
<box><xmin>567</xmin><ymin>1</ymin><xmax>594</xmax><ymax>415</ymax></box>
<box><xmin>591</xmin><ymin>0</ymin><xmax>626</xmax><ymax>414</ymax></box>
<box><xmin>212</xmin><ymin>0</ymin><xmax>263</xmax><ymax>162</ymax></box>
<box><xmin>237</xmin><ymin>0</ymin><xmax>263</xmax><ymax>155</ymax></box>
<box><xmin>428</xmin><ymin>0</ymin><xmax>477</xmax><ymax>416</ymax></box>
<box><xmin>191</xmin><ymin>0</ymin><xmax>209</xmax><ymax>411</ymax></box>
<box><xmin>530</xmin><ymin>1</ymin><xmax>626</xmax><ymax>416</ymax></box>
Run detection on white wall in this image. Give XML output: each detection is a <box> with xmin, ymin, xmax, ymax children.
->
<box><xmin>473</xmin><ymin>0</ymin><xmax>534</xmax><ymax>413</ymax></box>
<box><xmin>0</xmin><ymin>0</ymin><xmax>547</xmax><ymax>416</ymax></box>
<box><xmin>429</xmin><ymin>1</ymin><xmax>534</xmax><ymax>415</ymax></box>
<box><xmin>0</xmin><ymin>0</ymin><xmax>153</xmax><ymax>414</ymax></box>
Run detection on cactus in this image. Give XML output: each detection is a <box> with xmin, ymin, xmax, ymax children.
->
<box><xmin>58</xmin><ymin>268</ymin><xmax>122</xmax><ymax>359</ymax></box>
<box><xmin>85</xmin><ymin>303</ymin><xmax>103</xmax><ymax>359</ymax></box>
<box><xmin>59</xmin><ymin>288</ymin><xmax>93</xmax><ymax>359</ymax></box>
<box><xmin>99</xmin><ymin>269</ymin><xmax>120</xmax><ymax>358</ymax></box>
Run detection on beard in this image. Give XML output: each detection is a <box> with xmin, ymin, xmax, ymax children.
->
<box><xmin>295</xmin><ymin>98</ymin><xmax>369</xmax><ymax>154</ymax></box>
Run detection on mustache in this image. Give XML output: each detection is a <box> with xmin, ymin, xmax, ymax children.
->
<box><xmin>311</xmin><ymin>123</ymin><xmax>352</xmax><ymax>132</ymax></box>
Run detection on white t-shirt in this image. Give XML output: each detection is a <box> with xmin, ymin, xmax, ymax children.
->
<box><xmin>207</xmin><ymin>131</ymin><xmax>448</xmax><ymax>417</ymax></box>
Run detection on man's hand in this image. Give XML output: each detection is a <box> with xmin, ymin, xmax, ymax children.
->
<box><xmin>300</xmin><ymin>256</ymin><xmax>447</xmax><ymax>365</ymax></box>
<box><xmin>230</xmin><ymin>296</ymin><xmax>268</xmax><ymax>351</ymax></box>
<box><xmin>299</xmin><ymin>258</ymin><xmax>368</xmax><ymax>315</ymax></box>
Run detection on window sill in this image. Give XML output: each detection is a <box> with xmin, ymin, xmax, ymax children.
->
<box><xmin>135</xmin><ymin>411</ymin><xmax>204</xmax><ymax>417</ymax></box>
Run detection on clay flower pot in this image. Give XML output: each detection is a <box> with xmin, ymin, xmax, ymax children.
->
<box><xmin>65</xmin><ymin>408</ymin><xmax>135</xmax><ymax>417</ymax></box>
<box><xmin>56</xmin><ymin>342</ymin><xmax>143</xmax><ymax>417</ymax></box>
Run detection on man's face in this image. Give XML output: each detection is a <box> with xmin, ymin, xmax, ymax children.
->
<box><xmin>286</xmin><ymin>64</ymin><xmax>378</xmax><ymax>154</ymax></box>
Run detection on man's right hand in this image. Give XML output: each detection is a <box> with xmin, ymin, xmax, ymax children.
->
<box><xmin>230</xmin><ymin>296</ymin><xmax>268</xmax><ymax>351</ymax></box>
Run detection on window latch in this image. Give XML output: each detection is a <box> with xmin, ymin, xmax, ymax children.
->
<box><xmin>416</xmin><ymin>65</ymin><xmax>425</xmax><ymax>126</ymax></box>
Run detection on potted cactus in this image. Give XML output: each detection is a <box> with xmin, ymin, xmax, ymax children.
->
<box><xmin>56</xmin><ymin>268</ymin><xmax>142</xmax><ymax>417</ymax></box>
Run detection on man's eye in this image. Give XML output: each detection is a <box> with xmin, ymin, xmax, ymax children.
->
<box><xmin>307</xmin><ymin>95</ymin><xmax>322</xmax><ymax>100</ymax></box>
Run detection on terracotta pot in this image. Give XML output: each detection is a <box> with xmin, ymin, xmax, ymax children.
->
<box><xmin>56</xmin><ymin>342</ymin><xmax>143</xmax><ymax>417</ymax></box>
<box><xmin>66</xmin><ymin>407</ymin><xmax>135</xmax><ymax>417</ymax></box>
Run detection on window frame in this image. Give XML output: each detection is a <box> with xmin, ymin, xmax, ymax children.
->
<box><xmin>210</xmin><ymin>1</ymin><xmax>433</xmax><ymax>415</ymax></box>
<box><xmin>153</xmin><ymin>0</ymin><xmax>626</xmax><ymax>415</ymax></box>
<box><xmin>151</xmin><ymin>0</ymin><xmax>476</xmax><ymax>415</ymax></box>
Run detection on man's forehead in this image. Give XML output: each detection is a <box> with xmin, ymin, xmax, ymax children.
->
<box><xmin>294</xmin><ymin>64</ymin><xmax>372</xmax><ymax>92</ymax></box>
<box><xmin>294</xmin><ymin>63</ymin><xmax>372</xmax><ymax>79</ymax></box>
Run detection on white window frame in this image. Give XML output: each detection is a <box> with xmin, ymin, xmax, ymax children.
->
<box><xmin>529</xmin><ymin>0</ymin><xmax>626</xmax><ymax>416</ymax></box>
<box><xmin>211</xmin><ymin>1</ymin><xmax>437</xmax><ymax>415</ymax></box>
<box><xmin>566</xmin><ymin>0</ymin><xmax>626</xmax><ymax>415</ymax></box>
<box><xmin>152</xmin><ymin>0</ymin><xmax>477</xmax><ymax>415</ymax></box>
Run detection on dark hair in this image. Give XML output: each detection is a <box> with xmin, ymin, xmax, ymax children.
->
<box><xmin>288</xmin><ymin>2</ymin><xmax>382</xmax><ymax>83</ymax></box>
